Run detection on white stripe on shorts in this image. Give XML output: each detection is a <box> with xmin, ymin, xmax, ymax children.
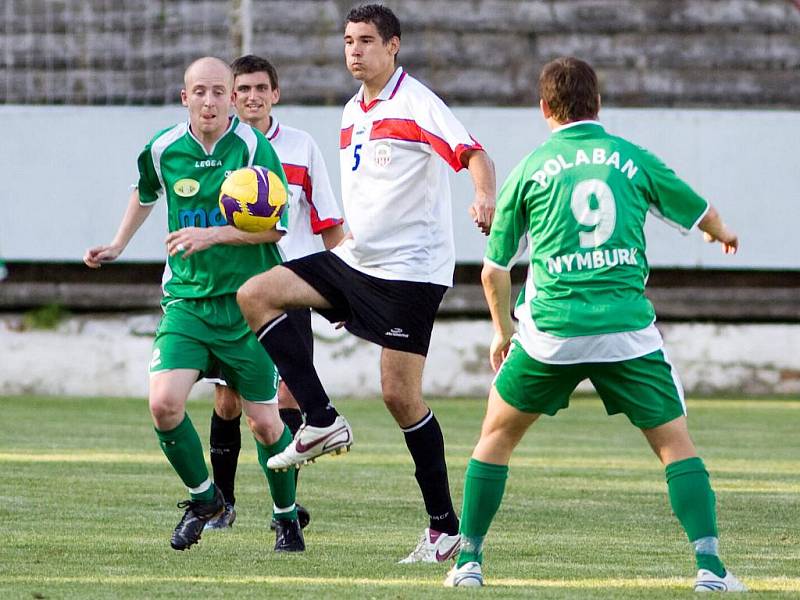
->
<box><xmin>661</xmin><ymin>349</ymin><xmax>687</xmax><ymax>415</ymax></box>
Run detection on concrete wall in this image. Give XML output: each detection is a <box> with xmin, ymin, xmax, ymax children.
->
<box><xmin>2</xmin><ymin>105</ymin><xmax>798</xmax><ymax>269</ymax></box>
<box><xmin>2</xmin><ymin>0</ymin><xmax>799</xmax><ymax>107</ymax></box>
<box><xmin>1</xmin><ymin>312</ymin><xmax>798</xmax><ymax>397</ymax></box>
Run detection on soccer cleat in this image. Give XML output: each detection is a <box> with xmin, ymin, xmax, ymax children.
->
<box><xmin>694</xmin><ymin>569</ymin><xmax>747</xmax><ymax>592</ymax></box>
<box><xmin>266</xmin><ymin>415</ymin><xmax>353</xmax><ymax>470</ymax></box>
<box><xmin>170</xmin><ymin>486</ymin><xmax>224</xmax><ymax>550</ymax></box>
<box><xmin>398</xmin><ymin>528</ymin><xmax>461</xmax><ymax>563</ymax></box>
<box><xmin>273</xmin><ymin>518</ymin><xmax>305</xmax><ymax>552</ymax></box>
<box><xmin>444</xmin><ymin>561</ymin><xmax>484</xmax><ymax>587</ymax></box>
<box><xmin>204</xmin><ymin>502</ymin><xmax>236</xmax><ymax>530</ymax></box>
<box><xmin>270</xmin><ymin>503</ymin><xmax>311</xmax><ymax>531</ymax></box>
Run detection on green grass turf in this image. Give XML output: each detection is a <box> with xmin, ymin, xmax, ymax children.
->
<box><xmin>1</xmin><ymin>395</ymin><xmax>798</xmax><ymax>599</ymax></box>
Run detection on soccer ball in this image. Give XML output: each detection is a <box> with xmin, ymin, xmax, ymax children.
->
<box><xmin>218</xmin><ymin>166</ymin><xmax>287</xmax><ymax>232</ymax></box>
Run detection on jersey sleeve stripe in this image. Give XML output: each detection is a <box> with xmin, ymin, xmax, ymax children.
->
<box><xmin>369</xmin><ymin>118</ymin><xmax>483</xmax><ymax>171</ymax></box>
<box><xmin>340</xmin><ymin>125</ymin><xmax>354</xmax><ymax>149</ymax></box>
<box><xmin>483</xmin><ymin>256</ymin><xmax>513</xmax><ymax>271</ymax></box>
<box><xmin>233</xmin><ymin>120</ymin><xmax>259</xmax><ymax>166</ymax></box>
<box><xmin>282</xmin><ymin>163</ymin><xmax>312</xmax><ymax>201</ymax></box>
<box><xmin>310</xmin><ymin>212</ymin><xmax>344</xmax><ymax>234</ymax></box>
<box><xmin>283</xmin><ymin>162</ymin><xmax>344</xmax><ymax>234</ymax></box>
<box><xmin>689</xmin><ymin>202</ymin><xmax>711</xmax><ymax>232</ymax></box>
<box><xmin>149</xmin><ymin>123</ymin><xmax>187</xmax><ymax>199</ymax></box>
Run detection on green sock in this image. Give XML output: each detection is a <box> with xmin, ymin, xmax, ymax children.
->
<box><xmin>155</xmin><ymin>414</ymin><xmax>214</xmax><ymax>501</ymax></box>
<box><xmin>665</xmin><ymin>457</ymin><xmax>725</xmax><ymax>577</ymax></box>
<box><xmin>257</xmin><ymin>425</ymin><xmax>297</xmax><ymax>521</ymax></box>
<box><xmin>457</xmin><ymin>458</ymin><xmax>509</xmax><ymax>567</ymax></box>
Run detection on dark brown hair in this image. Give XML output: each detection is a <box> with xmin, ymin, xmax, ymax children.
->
<box><xmin>345</xmin><ymin>4</ymin><xmax>401</xmax><ymax>42</ymax></box>
<box><xmin>230</xmin><ymin>54</ymin><xmax>279</xmax><ymax>90</ymax></box>
<box><xmin>538</xmin><ymin>57</ymin><xmax>599</xmax><ymax>122</ymax></box>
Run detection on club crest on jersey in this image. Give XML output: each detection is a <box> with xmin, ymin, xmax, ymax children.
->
<box><xmin>374</xmin><ymin>141</ymin><xmax>392</xmax><ymax>167</ymax></box>
<box><xmin>173</xmin><ymin>178</ymin><xmax>200</xmax><ymax>197</ymax></box>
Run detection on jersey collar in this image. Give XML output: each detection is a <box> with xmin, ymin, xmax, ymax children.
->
<box><xmin>551</xmin><ymin>120</ymin><xmax>604</xmax><ymax>136</ymax></box>
<box><xmin>265</xmin><ymin>116</ymin><xmax>280</xmax><ymax>141</ymax></box>
<box><xmin>355</xmin><ymin>66</ymin><xmax>406</xmax><ymax>112</ymax></box>
<box><xmin>187</xmin><ymin>115</ymin><xmax>236</xmax><ymax>155</ymax></box>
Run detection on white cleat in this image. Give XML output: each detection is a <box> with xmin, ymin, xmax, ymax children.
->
<box><xmin>694</xmin><ymin>569</ymin><xmax>747</xmax><ymax>592</ymax></box>
<box><xmin>266</xmin><ymin>415</ymin><xmax>353</xmax><ymax>470</ymax></box>
<box><xmin>398</xmin><ymin>528</ymin><xmax>461</xmax><ymax>563</ymax></box>
<box><xmin>444</xmin><ymin>561</ymin><xmax>484</xmax><ymax>587</ymax></box>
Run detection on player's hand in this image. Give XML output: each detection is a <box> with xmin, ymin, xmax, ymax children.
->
<box><xmin>489</xmin><ymin>330</ymin><xmax>513</xmax><ymax>373</ymax></box>
<box><xmin>83</xmin><ymin>245</ymin><xmax>121</xmax><ymax>268</ymax></box>
<box><xmin>703</xmin><ymin>229</ymin><xmax>739</xmax><ymax>255</ymax></box>
<box><xmin>166</xmin><ymin>227</ymin><xmax>217</xmax><ymax>258</ymax></box>
<box><xmin>469</xmin><ymin>194</ymin><xmax>495</xmax><ymax>236</ymax></box>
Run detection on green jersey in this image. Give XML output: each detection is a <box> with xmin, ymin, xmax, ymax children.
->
<box><xmin>137</xmin><ymin>116</ymin><xmax>288</xmax><ymax>299</ymax></box>
<box><xmin>487</xmin><ymin>121</ymin><xmax>708</xmax><ymax>339</ymax></box>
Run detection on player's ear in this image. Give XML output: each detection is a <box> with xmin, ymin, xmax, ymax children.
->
<box><xmin>540</xmin><ymin>98</ymin><xmax>551</xmax><ymax>119</ymax></box>
<box><xmin>389</xmin><ymin>35</ymin><xmax>400</xmax><ymax>57</ymax></box>
<box><xmin>272</xmin><ymin>86</ymin><xmax>281</xmax><ymax>105</ymax></box>
<box><xmin>180</xmin><ymin>89</ymin><xmax>189</xmax><ymax>107</ymax></box>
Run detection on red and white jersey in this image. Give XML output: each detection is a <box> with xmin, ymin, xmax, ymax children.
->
<box><xmin>265</xmin><ymin>118</ymin><xmax>343</xmax><ymax>260</ymax></box>
<box><xmin>334</xmin><ymin>67</ymin><xmax>483</xmax><ymax>286</ymax></box>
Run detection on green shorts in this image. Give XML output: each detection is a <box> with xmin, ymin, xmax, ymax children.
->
<box><xmin>494</xmin><ymin>341</ymin><xmax>686</xmax><ymax>429</ymax></box>
<box><xmin>150</xmin><ymin>295</ymin><xmax>278</xmax><ymax>403</ymax></box>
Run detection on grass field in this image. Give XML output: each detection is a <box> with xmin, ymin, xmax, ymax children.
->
<box><xmin>2</xmin><ymin>395</ymin><xmax>798</xmax><ymax>599</ymax></box>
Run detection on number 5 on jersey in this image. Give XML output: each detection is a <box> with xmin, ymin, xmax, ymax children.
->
<box><xmin>352</xmin><ymin>143</ymin><xmax>363</xmax><ymax>171</ymax></box>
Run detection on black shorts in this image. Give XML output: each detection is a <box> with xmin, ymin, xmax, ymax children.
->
<box><xmin>204</xmin><ymin>308</ymin><xmax>313</xmax><ymax>384</ymax></box>
<box><xmin>284</xmin><ymin>251</ymin><xmax>447</xmax><ymax>356</ymax></box>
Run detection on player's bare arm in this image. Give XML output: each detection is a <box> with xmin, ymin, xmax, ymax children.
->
<box><xmin>84</xmin><ymin>188</ymin><xmax>154</xmax><ymax>268</ymax></box>
<box><xmin>320</xmin><ymin>224</ymin><xmax>346</xmax><ymax>249</ymax></box>
<box><xmin>166</xmin><ymin>225</ymin><xmax>284</xmax><ymax>258</ymax></box>
<box><xmin>463</xmin><ymin>149</ymin><xmax>496</xmax><ymax>235</ymax></box>
<box><xmin>698</xmin><ymin>205</ymin><xmax>739</xmax><ymax>255</ymax></box>
<box><xmin>481</xmin><ymin>263</ymin><xmax>515</xmax><ymax>372</ymax></box>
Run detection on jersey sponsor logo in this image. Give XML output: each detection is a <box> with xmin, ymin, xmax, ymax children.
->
<box><xmin>385</xmin><ymin>327</ymin><xmax>410</xmax><ymax>339</ymax></box>
<box><xmin>173</xmin><ymin>178</ymin><xmax>200</xmax><ymax>197</ymax></box>
<box><xmin>374</xmin><ymin>140</ymin><xmax>392</xmax><ymax>167</ymax></box>
<box><xmin>195</xmin><ymin>159</ymin><xmax>223</xmax><ymax>168</ymax></box>
<box><xmin>531</xmin><ymin>149</ymin><xmax>639</xmax><ymax>189</ymax></box>
<box><xmin>178</xmin><ymin>207</ymin><xmax>227</xmax><ymax>228</ymax></box>
<box><xmin>546</xmin><ymin>247</ymin><xmax>639</xmax><ymax>274</ymax></box>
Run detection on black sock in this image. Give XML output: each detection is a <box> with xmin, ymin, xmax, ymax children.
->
<box><xmin>209</xmin><ymin>410</ymin><xmax>241</xmax><ymax>506</ymax></box>
<box><xmin>402</xmin><ymin>410</ymin><xmax>459</xmax><ymax>535</ymax></box>
<box><xmin>279</xmin><ymin>407</ymin><xmax>304</xmax><ymax>436</ymax></box>
<box><xmin>256</xmin><ymin>314</ymin><xmax>337</xmax><ymax>427</ymax></box>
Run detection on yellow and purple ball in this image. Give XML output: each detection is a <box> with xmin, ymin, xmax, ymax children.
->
<box><xmin>218</xmin><ymin>166</ymin><xmax>287</xmax><ymax>232</ymax></box>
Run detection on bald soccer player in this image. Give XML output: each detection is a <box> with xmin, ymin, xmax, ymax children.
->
<box><xmin>84</xmin><ymin>57</ymin><xmax>304</xmax><ymax>553</ymax></box>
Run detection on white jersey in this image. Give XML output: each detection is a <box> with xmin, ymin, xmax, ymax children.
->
<box><xmin>265</xmin><ymin>118</ymin><xmax>343</xmax><ymax>260</ymax></box>
<box><xmin>333</xmin><ymin>67</ymin><xmax>483</xmax><ymax>286</ymax></box>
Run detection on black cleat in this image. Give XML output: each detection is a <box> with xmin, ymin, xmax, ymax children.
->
<box><xmin>270</xmin><ymin>503</ymin><xmax>310</xmax><ymax>531</ymax></box>
<box><xmin>274</xmin><ymin>518</ymin><xmax>305</xmax><ymax>552</ymax></box>
<box><xmin>204</xmin><ymin>502</ymin><xmax>236</xmax><ymax>530</ymax></box>
<box><xmin>170</xmin><ymin>486</ymin><xmax>224</xmax><ymax>550</ymax></box>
